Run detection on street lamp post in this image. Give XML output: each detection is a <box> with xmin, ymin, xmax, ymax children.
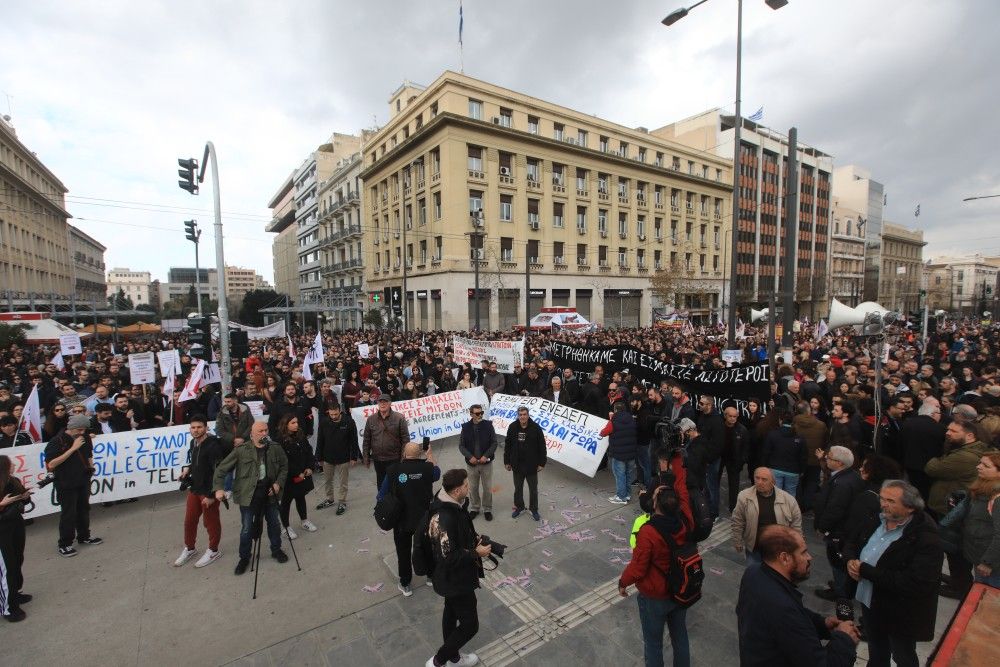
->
<box><xmin>663</xmin><ymin>0</ymin><xmax>788</xmax><ymax>347</ymax></box>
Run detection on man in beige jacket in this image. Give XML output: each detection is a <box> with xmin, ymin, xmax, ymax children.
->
<box><xmin>731</xmin><ymin>467</ymin><xmax>803</xmax><ymax>564</ymax></box>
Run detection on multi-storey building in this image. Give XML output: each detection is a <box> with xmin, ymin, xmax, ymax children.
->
<box><xmin>0</xmin><ymin>116</ymin><xmax>74</xmax><ymax>307</ymax></box>
<box><xmin>829</xmin><ymin>200</ymin><xmax>866</xmax><ymax>306</ymax></box>
<box><xmin>359</xmin><ymin>72</ymin><xmax>732</xmax><ymax>330</ymax></box>
<box><xmin>879</xmin><ymin>223</ymin><xmax>925</xmax><ymax>313</ymax></box>
<box><xmin>294</xmin><ymin>134</ymin><xmax>362</xmax><ymax>304</ymax></box>
<box><xmin>68</xmin><ymin>225</ymin><xmax>106</xmax><ymax>305</ymax></box>
<box><xmin>106</xmin><ymin>267</ymin><xmax>152</xmax><ymax>307</ymax></box>
<box><xmin>266</xmin><ymin>173</ymin><xmax>299</xmax><ymax>301</ymax></box>
<box><xmin>317</xmin><ymin>152</ymin><xmax>365</xmax><ymax>329</ymax></box>
<box><xmin>923</xmin><ymin>262</ymin><xmax>954</xmax><ymax>312</ymax></box>
<box><xmin>657</xmin><ymin>110</ymin><xmax>833</xmax><ymax>320</ymax></box>
<box><xmin>224</xmin><ymin>265</ymin><xmax>269</xmax><ymax>305</ymax></box>
<box><xmin>160</xmin><ymin>267</ymin><xmax>219</xmax><ymax>308</ymax></box>
<box><xmin>926</xmin><ymin>255</ymin><xmax>999</xmax><ymax>315</ymax></box>
<box><xmin>832</xmin><ymin>165</ymin><xmax>885</xmax><ymax>303</ymax></box>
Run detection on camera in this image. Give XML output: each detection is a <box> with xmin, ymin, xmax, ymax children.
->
<box><xmin>36</xmin><ymin>474</ymin><xmax>55</xmax><ymax>489</ymax></box>
<box><xmin>179</xmin><ymin>478</ymin><xmax>193</xmax><ymax>492</ymax></box>
<box><xmin>655</xmin><ymin>418</ymin><xmax>683</xmax><ymax>450</ymax></box>
<box><xmin>478</xmin><ymin>535</ymin><xmax>506</xmax><ymax>559</ymax></box>
<box><xmin>835</xmin><ymin>598</ymin><xmax>855</xmax><ymax>622</ymax></box>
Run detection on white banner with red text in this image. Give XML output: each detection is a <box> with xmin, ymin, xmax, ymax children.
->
<box><xmin>350</xmin><ymin>387</ymin><xmax>489</xmax><ymax>446</ymax></box>
<box><xmin>487</xmin><ymin>393</ymin><xmax>609</xmax><ymax>477</ymax></box>
<box><xmin>451</xmin><ymin>336</ymin><xmax>525</xmax><ymax>374</ymax></box>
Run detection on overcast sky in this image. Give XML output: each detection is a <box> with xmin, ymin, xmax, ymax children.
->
<box><xmin>3</xmin><ymin>0</ymin><xmax>998</xmax><ymax>288</ymax></box>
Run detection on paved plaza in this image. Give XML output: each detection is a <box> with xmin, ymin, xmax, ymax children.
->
<box><xmin>3</xmin><ymin>434</ymin><xmax>957</xmax><ymax>666</ymax></box>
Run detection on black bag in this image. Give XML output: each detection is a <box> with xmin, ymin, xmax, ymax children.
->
<box><xmin>373</xmin><ymin>489</ymin><xmax>402</xmax><ymax>530</ymax></box>
<box><xmin>411</xmin><ymin>507</ymin><xmax>437</xmax><ymax>577</ymax></box>
<box><xmin>686</xmin><ymin>486</ymin><xmax>714</xmax><ymax>543</ymax></box>
<box><xmin>646</xmin><ymin>523</ymin><xmax>704</xmax><ymax>608</ymax></box>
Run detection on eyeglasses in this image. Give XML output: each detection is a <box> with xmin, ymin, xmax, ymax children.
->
<box><xmin>472</xmin><ymin>411</ymin><xmax>484</xmax><ymax>416</ymax></box>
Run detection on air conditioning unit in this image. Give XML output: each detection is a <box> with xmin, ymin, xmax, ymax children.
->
<box><xmin>577</xmin><ymin>226</ymin><xmax>586</xmax><ymax>234</ymax></box>
<box><xmin>600</xmin><ymin>230</ymin><xmax>608</xmax><ymax>238</ymax></box>
<box><xmin>394</xmin><ymin>232</ymin><xmax>400</xmax><ymax>239</ymax></box>
<box><xmin>639</xmin><ymin>235</ymin><xmax>646</xmax><ymax>241</ymax></box>
<box><xmin>499</xmin><ymin>166</ymin><xmax>511</xmax><ymax>176</ymax></box>
<box><xmin>530</xmin><ymin>220</ymin><xmax>540</xmax><ymax>230</ymax></box>
<box><xmin>491</xmin><ymin>116</ymin><xmax>501</xmax><ymax>124</ymax></box>
<box><xmin>577</xmin><ymin>257</ymin><xmax>587</xmax><ymax>265</ymax></box>
<box><xmin>530</xmin><ymin>256</ymin><xmax>539</xmax><ymax>264</ymax></box>
<box><xmin>619</xmin><ymin>232</ymin><xmax>627</xmax><ymax>239</ymax></box>
<box><xmin>472</xmin><ymin>249</ymin><xmax>485</xmax><ymax>260</ymax></box>
<box><xmin>599</xmin><ymin>259</ymin><xmax>609</xmax><ymax>267</ymax></box>
<box><xmin>565</xmin><ymin>137</ymin><xmax>576</xmax><ymax>145</ymax></box>
<box><xmin>555</xmin><ymin>257</ymin><xmax>565</xmax><ymax>265</ymax></box>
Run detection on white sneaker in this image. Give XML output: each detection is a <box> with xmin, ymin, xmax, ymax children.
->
<box><xmin>398</xmin><ymin>582</ymin><xmax>413</xmax><ymax>597</ymax></box>
<box><xmin>454</xmin><ymin>652</ymin><xmax>480</xmax><ymax>666</ymax></box>
<box><xmin>301</xmin><ymin>520</ymin><xmax>318</xmax><ymax>532</ymax></box>
<box><xmin>173</xmin><ymin>547</ymin><xmax>196</xmax><ymax>567</ymax></box>
<box><xmin>194</xmin><ymin>549</ymin><xmax>222</xmax><ymax>568</ymax></box>
<box><xmin>285</xmin><ymin>526</ymin><xmax>298</xmax><ymax>540</ymax></box>
<box><xmin>608</xmin><ymin>496</ymin><xmax>629</xmax><ymax>505</ymax></box>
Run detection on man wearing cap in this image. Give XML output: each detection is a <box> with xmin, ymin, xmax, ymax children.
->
<box><xmin>363</xmin><ymin>395</ymin><xmax>410</xmax><ymax>490</ymax></box>
<box><xmin>44</xmin><ymin>414</ymin><xmax>104</xmax><ymax>557</ymax></box>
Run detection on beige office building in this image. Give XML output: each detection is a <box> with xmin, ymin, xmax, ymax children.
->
<box><xmin>830</xmin><ymin>201</ymin><xmax>866</xmax><ymax>306</ymax></box>
<box><xmin>225</xmin><ymin>265</ymin><xmax>269</xmax><ymax>304</ymax></box>
<box><xmin>879</xmin><ymin>222</ymin><xmax>925</xmax><ymax>313</ymax></box>
<box><xmin>266</xmin><ymin>173</ymin><xmax>299</xmax><ymax>301</ymax></box>
<box><xmin>317</xmin><ymin>151</ymin><xmax>366</xmax><ymax>329</ymax></box>
<box><xmin>106</xmin><ymin>267</ymin><xmax>152</xmax><ymax>306</ymax></box>
<box><xmin>926</xmin><ymin>254</ymin><xmax>998</xmax><ymax>315</ymax></box>
<box><xmin>360</xmin><ymin>72</ymin><xmax>732</xmax><ymax>330</ymax></box>
<box><xmin>68</xmin><ymin>224</ymin><xmax>106</xmax><ymax>305</ymax></box>
<box><xmin>0</xmin><ymin>116</ymin><xmax>74</xmax><ymax>307</ymax></box>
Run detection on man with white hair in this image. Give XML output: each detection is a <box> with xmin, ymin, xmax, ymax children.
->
<box><xmin>731</xmin><ymin>467</ymin><xmax>803</xmax><ymax>564</ymax></box>
<box><xmin>813</xmin><ymin>445</ymin><xmax>864</xmax><ymax>602</ymax></box>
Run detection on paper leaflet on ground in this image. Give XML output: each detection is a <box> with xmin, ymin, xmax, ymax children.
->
<box><xmin>487</xmin><ymin>393</ymin><xmax>609</xmax><ymax>477</ymax></box>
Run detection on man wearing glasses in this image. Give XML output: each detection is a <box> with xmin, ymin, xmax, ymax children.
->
<box><xmin>458</xmin><ymin>405</ymin><xmax>497</xmax><ymax>521</ymax></box>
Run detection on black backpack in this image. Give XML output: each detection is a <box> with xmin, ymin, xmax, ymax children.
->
<box><xmin>411</xmin><ymin>507</ymin><xmax>438</xmax><ymax>577</ymax></box>
<box><xmin>373</xmin><ymin>479</ymin><xmax>402</xmax><ymax>530</ymax></box>
<box><xmin>647</xmin><ymin>523</ymin><xmax>704</xmax><ymax>608</ymax></box>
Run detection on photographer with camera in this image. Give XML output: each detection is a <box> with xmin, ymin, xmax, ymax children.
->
<box><xmin>212</xmin><ymin>421</ymin><xmax>289</xmax><ymax>575</ymax></box>
<box><xmin>0</xmin><ymin>455</ymin><xmax>32</xmax><ymax>622</ymax></box>
<box><xmin>174</xmin><ymin>415</ymin><xmax>228</xmax><ymax>569</ymax></box>
<box><xmin>44</xmin><ymin>413</ymin><xmax>103</xmax><ymax>558</ymax></box>
<box><xmin>378</xmin><ymin>440</ymin><xmax>440</xmax><ymax>597</ymax></box>
<box><xmin>423</xmin><ymin>468</ymin><xmax>492</xmax><ymax>667</ymax></box>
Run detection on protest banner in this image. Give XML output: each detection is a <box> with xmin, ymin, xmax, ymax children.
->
<box><xmin>351</xmin><ymin>387</ymin><xmax>488</xmax><ymax>445</ymax></box>
<box><xmin>204</xmin><ymin>363</ymin><xmax>222</xmax><ymax>385</ymax></box>
<box><xmin>357</xmin><ymin>342</ymin><xmax>370</xmax><ymax>359</ymax></box>
<box><xmin>547</xmin><ymin>341</ymin><xmax>770</xmax><ymax>400</ymax></box>
<box><xmin>128</xmin><ymin>352</ymin><xmax>156</xmax><ymax>385</ymax></box>
<box><xmin>245</xmin><ymin>400</ymin><xmax>265</xmax><ymax>420</ymax></box>
<box><xmin>487</xmin><ymin>393</ymin><xmax>609</xmax><ymax>477</ymax></box>
<box><xmin>157</xmin><ymin>349</ymin><xmax>182</xmax><ymax>375</ymax></box>
<box><xmin>59</xmin><ymin>331</ymin><xmax>83</xmax><ymax>356</ymax></box>
<box><xmin>452</xmin><ymin>335</ymin><xmax>525</xmax><ymax>373</ymax></box>
<box><xmin>10</xmin><ymin>424</ymin><xmax>200</xmax><ymax>519</ymax></box>
<box><xmin>721</xmin><ymin>349</ymin><xmax>743</xmax><ymax>366</ymax></box>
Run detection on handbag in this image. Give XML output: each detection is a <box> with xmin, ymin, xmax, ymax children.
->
<box><xmin>373</xmin><ymin>482</ymin><xmax>402</xmax><ymax>530</ymax></box>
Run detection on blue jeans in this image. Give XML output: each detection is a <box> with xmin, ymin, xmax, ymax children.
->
<box><xmin>636</xmin><ymin>443</ymin><xmax>652</xmax><ymax>489</ymax></box>
<box><xmin>772</xmin><ymin>469</ymin><xmax>799</xmax><ymax>497</ymax></box>
<box><xmin>610</xmin><ymin>457</ymin><xmax>636</xmax><ymax>500</ymax></box>
<box><xmin>705</xmin><ymin>459</ymin><xmax>721</xmax><ymax>519</ymax></box>
<box><xmin>637</xmin><ymin>594</ymin><xmax>690</xmax><ymax>667</ymax></box>
<box><xmin>238</xmin><ymin>502</ymin><xmax>282</xmax><ymax>561</ymax></box>
<box><xmin>224</xmin><ymin>471</ymin><xmax>234</xmax><ymax>493</ymax></box>
<box><xmin>975</xmin><ymin>571</ymin><xmax>1000</xmax><ymax>588</ymax></box>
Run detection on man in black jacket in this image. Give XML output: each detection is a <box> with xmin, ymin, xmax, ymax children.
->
<box><xmin>901</xmin><ymin>402</ymin><xmax>945</xmax><ymax>502</ymax></box>
<box><xmin>379</xmin><ymin>441</ymin><xmax>439</xmax><ymax>597</ymax></box>
<box><xmin>315</xmin><ymin>404</ymin><xmax>359</xmax><ymax>515</ymax></box>
<box><xmin>503</xmin><ymin>406</ymin><xmax>546</xmax><ymax>521</ymax></box>
<box><xmin>267</xmin><ymin>382</ymin><xmax>308</xmax><ymax>438</ymax></box>
<box><xmin>458</xmin><ymin>404</ymin><xmax>497</xmax><ymax>521</ymax></box>
<box><xmin>44</xmin><ymin>414</ymin><xmax>103</xmax><ymax>557</ymax></box>
<box><xmin>736</xmin><ymin>525</ymin><xmax>859</xmax><ymax>666</ymax></box>
<box><xmin>846</xmin><ymin>480</ymin><xmax>943</xmax><ymax>667</ymax></box>
<box><xmin>696</xmin><ymin>397</ymin><xmax>726</xmax><ymax>519</ymax></box>
<box><xmin>577</xmin><ymin>374</ymin><xmax>607</xmax><ymax>417</ymax></box>
<box><xmin>0</xmin><ymin>415</ymin><xmax>32</xmax><ymax>448</ymax></box>
<box><xmin>174</xmin><ymin>414</ymin><xmax>229</xmax><ymax>568</ymax></box>
<box><xmin>719</xmin><ymin>405</ymin><xmax>750</xmax><ymax>514</ymax></box>
<box><xmin>813</xmin><ymin>446</ymin><xmax>864</xmax><ymax>602</ymax></box>
<box><xmin>425</xmin><ymin>468</ymin><xmax>491</xmax><ymax>667</ymax></box>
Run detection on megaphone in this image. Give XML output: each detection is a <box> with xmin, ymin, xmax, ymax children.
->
<box><xmin>750</xmin><ymin>308</ymin><xmax>769</xmax><ymax>323</ymax></box>
<box><xmin>827</xmin><ymin>299</ymin><xmax>891</xmax><ymax>331</ymax></box>
<box><xmin>934</xmin><ymin>309</ymin><xmax>946</xmax><ymax>317</ymax></box>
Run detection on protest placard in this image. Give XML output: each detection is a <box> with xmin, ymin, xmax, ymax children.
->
<box><xmin>452</xmin><ymin>336</ymin><xmax>525</xmax><ymax>373</ymax></box>
<box><xmin>128</xmin><ymin>352</ymin><xmax>156</xmax><ymax>385</ymax></box>
<box><xmin>157</xmin><ymin>349</ymin><xmax>182</xmax><ymax>375</ymax></box>
<box><xmin>351</xmin><ymin>387</ymin><xmax>488</xmax><ymax>445</ymax></box>
<box><xmin>59</xmin><ymin>332</ymin><xmax>83</xmax><ymax>356</ymax></box>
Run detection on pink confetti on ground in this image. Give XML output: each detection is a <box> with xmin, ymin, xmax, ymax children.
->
<box><xmin>542</xmin><ymin>549</ymin><xmax>554</xmax><ymax>557</ymax></box>
<box><xmin>612</xmin><ymin>514</ymin><xmax>628</xmax><ymax>524</ymax></box>
<box><xmin>611</xmin><ymin>547</ymin><xmax>631</xmax><ymax>553</ymax></box>
<box><xmin>363</xmin><ymin>583</ymin><xmax>384</xmax><ymax>593</ymax></box>
<box><xmin>357</xmin><ymin>548</ymin><xmax>369</xmax><ymax>553</ymax></box>
<box><xmin>360</xmin><ymin>537</ymin><xmax>370</xmax><ymax>543</ymax></box>
<box><xmin>539</xmin><ymin>562</ymin><xmax>553</xmax><ymax>572</ymax></box>
<box><xmin>710</xmin><ymin>567</ymin><xmax>725</xmax><ymax>576</ymax></box>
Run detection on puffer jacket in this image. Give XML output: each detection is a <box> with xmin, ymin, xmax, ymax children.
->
<box><xmin>761</xmin><ymin>424</ymin><xmax>806</xmax><ymax>474</ymax></box>
<box><xmin>603</xmin><ymin>410</ymin><xmax>639</xmax><ymax>461</ymax></box>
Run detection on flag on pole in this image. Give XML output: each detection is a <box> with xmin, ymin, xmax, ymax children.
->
<box><xmin>178</xmin><ymin>360</ymin><xmax>206</xmax><ymax>403</ymax></box>
<box><xmin>50</xmin><ymin>351</ymin><xmax>64</xmax><ymax>371</ymax></box>
<box><xmin>748</xmin><ymin>106</ymin><xmax>764</xmax><ymax>122</ymax></box>
<box><xmin>302</xmin><ymin>360</ymin><xmax>313</xmax><ymax>382</ymax></box>
<box><xmin>304</xmin><ymin>331</ymin><xmax>324</xmax><ymax>365</ymax></box>
<box><xmin>18</xmin><ymin>384</ymin><xmax>43</xmax><ymax>443</ymax></box>
<box><xmin>814</xmin><ymin>319</ymin><xmax>829</xmax><ymax>342</ymax></box>
<box><xmin>736</xmin><ymin>318</ymin><xmax>746</xmax><ymax>340</ymax></box>
<box><xmin>162</xmin><ymin>367</ymin><xmax>175</xmax><ymax>398</ymax></box>
<box><xmin>459</xmin><ymin>1</ymin><xmax>464</xmax><ymax>45</ymax></box>
<box><xmin>287</xmin><ymin>335</ymin><xmax>295</xmax><ymax>359</ymax></box>
<box><xmin>914</xmin><ymin>204</ymin><xmax>921</xmax><ymax>217</ymax></box>
<box><xmin>110</xmin><ymin>343</ymin><xmax>116</xmax><ymax>356</ymax></box>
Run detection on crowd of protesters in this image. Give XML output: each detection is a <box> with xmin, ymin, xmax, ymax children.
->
<box><xmin>0</xmin><ymin>317</ymin><xmax>997</xmax><ymax>666</ymax></box>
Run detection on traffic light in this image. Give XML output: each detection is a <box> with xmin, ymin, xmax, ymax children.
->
<box><xmin>184</xmin><ymin>220</ymin><xmax>199</xmax><ymax>243</ymax></box>
<box><xmin>187</xmin><ymin>315</ymin><xmax>212</xmax><ymax>361</ymax></box>
<box><xmin>178</xmin><ymin>158</ymin><xmax>199</xmax><ymax>195</ymax></box>
<box><xmin>230</xmin><ymin>330</ymin><xmax>249</xmax><ymax>359</ymax></box>
<box><xmin>390</xmin><ymin>286</ymin><xmax>402</xmax><ymax>314</ymax></box>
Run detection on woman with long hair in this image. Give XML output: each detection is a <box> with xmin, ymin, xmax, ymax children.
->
<box><xmin>276</xmin><ymin>415</ymin><xmax>317</xmax><ymax>540</ymax></box>
<box><xmin>960</xmin><ymin>451</ymin><xmax>1000</xmax><ymax>588</ymax></box>
<box><xmin>394</xmin><ymin>378</ymin><xmax>421</xmax><ymax>401</ymax></box>
<box><xmin>809</xmin><ymin>396</ymin><xmax>830</xmax><ymax>426</ymax></box>
<box><xmin>341</xmin><ymin>370</ymin><xmax>361</xmax><ymax>410</ymax></box>
<box><xmin>457</xmin><ymin>371</ymin><xmax>475</xmax><ymax>390</ymax></box>
<box><xmin>43</xmin><ymin>404</ymin><xmax>68</xmax><ymax>441</ymax></box>
<box><xmin>0</xmin><ymin>455</ymin><xmax>31</xmax><ymax>622</ymax></box>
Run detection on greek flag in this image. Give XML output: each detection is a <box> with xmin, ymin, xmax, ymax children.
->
<box><xmin>748</xmin><ymin>106</ymin><xmax>764</xmax><ymax>122</ymax></box>
<box><xmin>459</xmin><ymin>3</ymin><xmax>463</xmax><ymax>45</ymax></box>
<box><xmin>914</xmin><ymin>204</ymin><xmax>921</xmax><ymax>217</ymax></box>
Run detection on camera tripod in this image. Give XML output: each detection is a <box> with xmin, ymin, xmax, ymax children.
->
<box><xmin>249</xmin><ymin>490</ymin><xmax>302</xmax><ymax>599</ymax></box>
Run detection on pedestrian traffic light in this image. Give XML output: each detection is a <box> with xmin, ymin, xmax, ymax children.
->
<box><xmin>187</xmin><ymin>315</ymin><xmax>212</xmax><ymax>361</ymax></box>
<box><xmin>390</xmin><ymin>286</ymin><xmax>402</xmax><ymax>314</ymax></box>
<box><xmin>178</xmin><ymin>158</ymin><xmax>199</xmax><ymax>195</ymax></box>
<box><xmin>184</xmin><ymin>220</ymin><xmax>199</xmax><ymax>243</ymax></box>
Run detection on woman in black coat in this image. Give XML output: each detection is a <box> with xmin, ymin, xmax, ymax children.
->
<box><xmin>0</xmin><ymin>455</ymin><xmax>31</xmax><ymax>621</ymax></box>
<box><xmin>277</xmin><ymin>414</ymin><xmax>317</xmax><ymax>539</ymax></box>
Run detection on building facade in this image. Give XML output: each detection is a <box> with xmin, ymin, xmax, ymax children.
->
<box><xmin>879</xmin><ymin>222</ymin><xmax>925</xmax><ymax>314</ymax></box>
<box><xmin>657</xmin><ymin>110</ymin><xmax>833</xmax><ymax>320</ymax></box>
<box><xmin>829</xmin><ymin>201</ymin><xmax>866</xmax><ymax>306</ymax></box>
<box><xmin>106</xmin><ymin>267</ymin><xmax>152</xmax><ymax>307</ymax></box>
<box><xmin>294</xmin><ymin>134</ymin><xmax>363</xmax><ymax>304</ymax></box>
<box><xmin>160</xmin><ymin>267</ymin><xmax>220</xmax><ymax>307</ymax></box>
<box><xmin>317</xmin><ymin>152</ymin><xmax>366</xmax><ymax>329</ymax></box>
<box><xmin>359</xmin><ymin>72</ymin><xmax>732</xmax><ymax>330</ymax></box>
<box><xmin>68</xmin><ymin>224</ymin><xmax>106</xmax><ymax>305</ymax></box>
<box><xmin>0</xmin><ymin>116</ymin><xmax>74</xmax><ymax>307</ymax></box>
<box><xmin>926</xmin><ymin>255</ymin><xmax>999</xmax><ymax>315</ymax></box>
<box><xmin>832</xmin><ymin>165</ymin><xmax>885</xmax><ymax>303</ymax></box>
<box><xmin>923</xmin><ymin>262</ymin><xmax>953</xmax><ymax>312</ymax></box>
<box><xmin>224</xmin><ymin>265</ymin><xmax>269</xmax><ymax>304</ymax></box>
<box><xmin>266</xmin><ymin>173</ymin><xmax>299</xmax><ymax>301</ymax></box>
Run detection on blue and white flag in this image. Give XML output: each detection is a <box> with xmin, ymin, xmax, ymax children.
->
<box><xmin>459</xmin><ymin>2</ymin><xmax>463</xmax><ymax>45</ymax></box>
<box><xmin>748</xmin><ymin>106</ymin><xmax>764</xmax><ymax>122</ymax></box>
<box><xmin>914</xmin><ymin>204</ymin><xmax>921</xmax><ymax>218</ymax></box>
<box><xmin>814</xmin><ymin>318</ymin><xmax>829</xmax><ymax>342</ymax></box>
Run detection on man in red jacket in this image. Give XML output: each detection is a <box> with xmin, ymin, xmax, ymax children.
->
<box><xmin>618</xmin><ymin>452</ymin><xmax>693</xmax><ymax>667</ymax></box>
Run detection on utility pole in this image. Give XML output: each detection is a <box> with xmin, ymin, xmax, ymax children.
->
<box><xmin>525</xmin><ymin>247</ymin><xmax>531</xmax><ymax>333</ymax></box>
<box><xmin>780</xmin><ymin>127</ymin><xmax>799</xmax><ymax>361</ymax></box>
<box><xmin>469</xmin><ymin>210</ymin><xmax>485</xmax><ymax>331</ymax></box>
<box><xmin>184</xmin><ymin>220</ymin><xmax>202</xmax><ymax>316</ymax></box>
